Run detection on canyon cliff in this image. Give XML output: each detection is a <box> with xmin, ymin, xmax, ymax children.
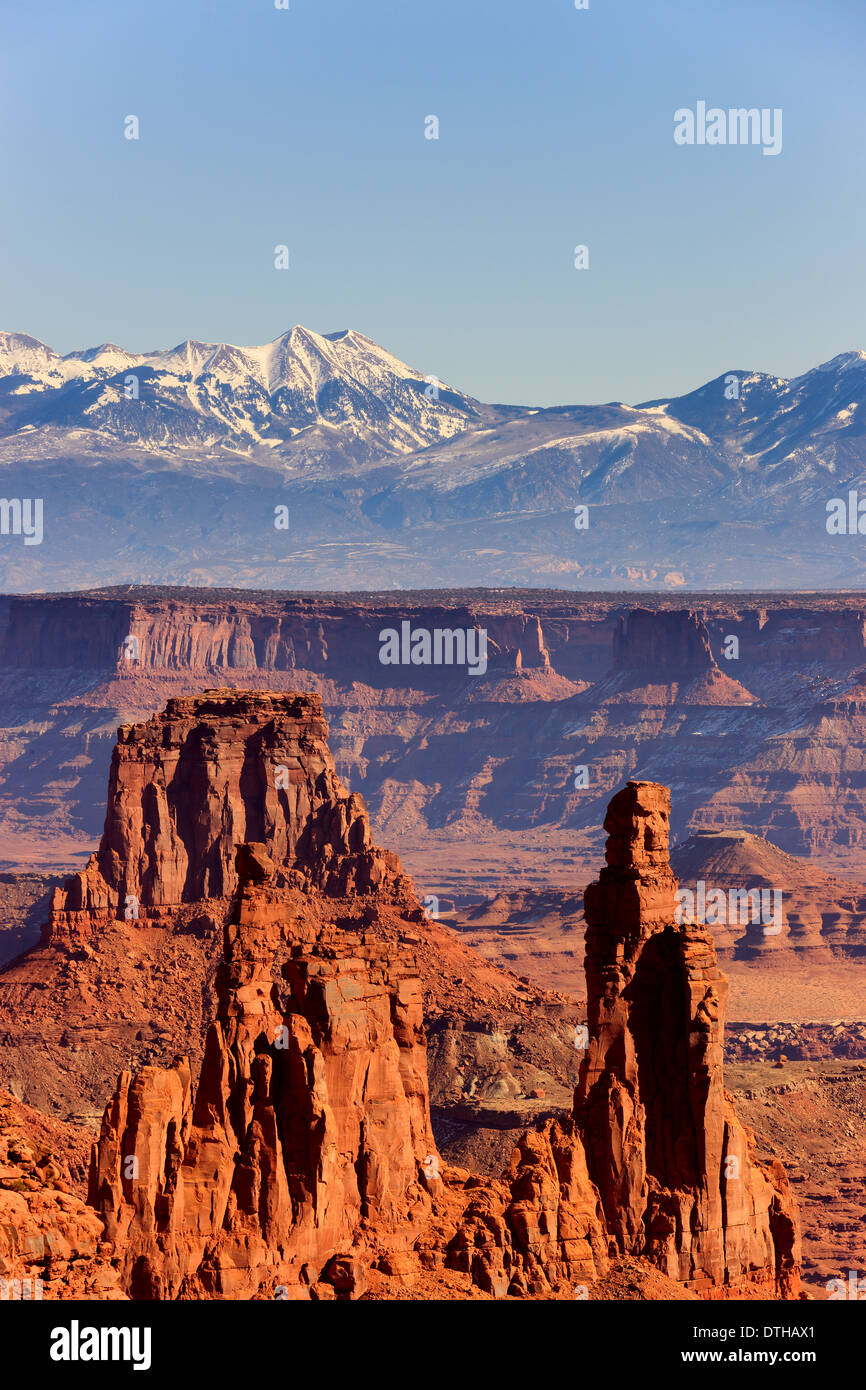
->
<box><xmin>3</xmin><ymin>588</ymin><xmax>866</xmax><ymax>966</ymax></box>
<box><xmin>0</xmin><ymin>689</ymin><xmax>801</xmax><ymax>1299</ymax></box>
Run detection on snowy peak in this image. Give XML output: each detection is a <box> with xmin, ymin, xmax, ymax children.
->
<box><xmin>3</xmin><ymin>327</ymin><xmax>866</xmax><ymax>476</ymax></box>
<box><xmin>0</xmin><ymin>324</ymin><xmax>462</xmax><ymax>392</ymax></box>
<box><xmin>0</xmin><ymin>332</ymin><xmax>61</xmax><ymax>377</ymax></box>
<box><xmin>247</xmin><ymin>325</ymin><xmax>441</xmax><ymax>395</ymax></box>
<box><xmin>811</xmin><ymin>350</ymin><xmax>866</xmax><ymax>376</ymax></box>
<box><xmin>0</xmin><ymin>325</ymin><xmax>481</xmax><ymax>460</ymax></box>
<box><xmin>64</xmin><ymin>342</ymin><xmax>133</xmax><ymax>364</ymax></box>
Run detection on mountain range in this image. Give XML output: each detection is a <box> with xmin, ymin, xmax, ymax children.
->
<box><xmin>2</xmin><ymin>325</ymin><xmax>866</xmax><ymax>590</ymax></box>
<box><xmin>0</xmin><ymin>325</ymin><xmax>481</xmax><ymax>462</ymax></box>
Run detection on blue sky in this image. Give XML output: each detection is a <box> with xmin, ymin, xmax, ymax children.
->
<box><xmin>1</xmin><ymin>0</ymin><xmax>864</xmax><ymax>406</ymax></box>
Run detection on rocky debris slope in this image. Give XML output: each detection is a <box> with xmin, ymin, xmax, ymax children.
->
<box><xmin>0</xmin><ymin>1091</ymin><xmax>124</xmax><ymax>1299</ymax></box>
<box><xmin>0</xmin><ymin>904</ymin><xmax>225</xmax><ymax>1122</ymax></box>
<box><xmin>726</xmin><ymin>1021</ymin><xmax>866</xmax><ymax>1062</ymax></box>
<box><xmin>671</xmin><ymin>829</ymin><xmax>866</xmax><ymax>959</ymax></box>
<box><xmin>727</xmin><ymin>1059</ymin><xmax>866</xmax><ymax>1297</ymax></box>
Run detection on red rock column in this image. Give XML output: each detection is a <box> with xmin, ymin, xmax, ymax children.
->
<box><xmin>577</xmin><ymin>781</ymin><xmax>677</xmax><ymax>1250</ymax></box>
<box><xmin>577</xmin><ymin>780</ymin><xmax>801</xmax><ymax>1297</ymax></box>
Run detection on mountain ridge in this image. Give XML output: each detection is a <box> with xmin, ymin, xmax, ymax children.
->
<box><xmin>4</xmin><ymin>323</ymin><xmax>866</xmax><ymax>463</ymax></box>
<box><xmin>0</xmin><ymin>324</ymin><xmax>482</xmax><ymax>459</ymax></box>
<box><xmin>4</xmin><ymin>326</ymin><xmax>866</xmax><ymax>591</ymax></box>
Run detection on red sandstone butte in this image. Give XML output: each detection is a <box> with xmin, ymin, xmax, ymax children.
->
<box><xmin>49</xmin><ymin>690</ymin><xmax>406</xmax><ymax>941</ymax></box>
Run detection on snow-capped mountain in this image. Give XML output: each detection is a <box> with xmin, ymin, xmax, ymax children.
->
<box><xmin>655</xmin><ymin>350</ymin><xmax>866</xmax><ymax>477</ymax></box>
<box><xmin>0</xmin><ymin>326</ymin><xmax>481</xmax><ymax>460</ymax></box>
<box><xmin>3</xmin><ymin>329</ymin><xmax>866</xmax><ymax>593</ymax></box>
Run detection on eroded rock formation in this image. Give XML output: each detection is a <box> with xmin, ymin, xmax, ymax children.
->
<box><xmin>87</xmin><ymin>846</ymin><xmax>436</xmax><ymax>1299</ymax></box>
<box><xmin>0</xmin><ymin>691</ymin><xmax>802</xmax><ymax>1299</ymax></box>
<box><xmin>48</xmin><ymin>690</ymin><xmax>404</xmax><ymax>940</ymax></box>
<box><xmin>578</xmin><ymin>781</ymin><xmax>801</xmax><ymax>1297</ymax></box>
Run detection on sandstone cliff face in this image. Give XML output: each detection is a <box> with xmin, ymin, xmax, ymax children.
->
<box><xmin>5</xmin><ymin>588</ymin><xmax>866</xmax><ymax>891</ymax></box>
<box><xmin>578</xmin><ymin>782</ymin><xmax>801</xmax><ymax>1297</ymax></box>
<box><xmin>87</xmin><ymin>846</ymin><xmax>437</xmax><ymax>1299</ymax></box>
<box><xmin>613</xmin><ymin>609</ymin><xmax>716</xmax><ymax>674</ymax></box>
<box><xmin>0</xmin><ymin>593</ymin><xmax>553</xmax><ymax>680</ymax></box>
<box><xmin>607</xmin><ymin>608</ymin><xmax>755</xmax><ymax>706</ymax></box>
<box><xmin>48</xmin><ymin>690</ymin><xmax>405</xmax><ymax>938</ymax></box>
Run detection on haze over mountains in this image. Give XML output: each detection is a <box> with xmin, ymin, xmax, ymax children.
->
<box><xmin>3</xmin><ymin>325</ymin><xmax>866</xmax><ymax>591</ymax></box>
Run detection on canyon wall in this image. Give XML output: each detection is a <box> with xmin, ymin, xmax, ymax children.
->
<box><xmin>2</xmin><ymin>587</ymin><xmax>866</xmax><ymax>953</ymax></box>
<box><xmin>3</xmin><ymin>588</ymin><xmax>865</xmax><ymax>679</ymax></box>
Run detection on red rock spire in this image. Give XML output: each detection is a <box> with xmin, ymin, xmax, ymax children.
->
<box><xmin>578</xmin><ymin>780</ymin><xmax>801</xmax><ymax>1296</ymax></box>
